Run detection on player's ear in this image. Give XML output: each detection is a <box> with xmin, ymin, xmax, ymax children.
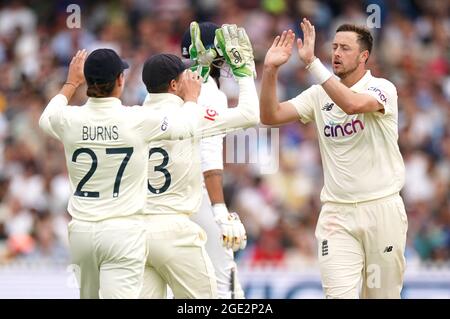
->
<box><xmin>360</xmin><ymin>50</ymin><xmax>369</xmax><ymax>64</ymax></box>
<box><xmin>116</xmin><ymin>72</ymin><xmax>125</xmax><ymax>87</ymax></box>
<box><xmin>169</xmin><ymin>79</ymin><xmax>177</xmax><ymax>90</ymax></box>
<box><xmin>167</xmin><ymin>78</ymin><xmax>178</xmax><ymax>94</ymax></box>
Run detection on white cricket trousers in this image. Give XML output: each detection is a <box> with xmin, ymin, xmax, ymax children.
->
<box><xmin>68</xmin><ymin>215</ymin><xmax>147</xmax><ymax>299</ymax></box>
<box><xmin>190</xmin><ymin>191</ymin><xmax>245</xmax><ymax>299</ymax></box>
<box><xmin>139</xmin><ymin>214</ymin><xmax>218</xmax><ymax>299</ymax></box>
<box><xmin>315</xmin><ymin>193</ymin><xmax>408</xmax><ymax>299</ymax></box>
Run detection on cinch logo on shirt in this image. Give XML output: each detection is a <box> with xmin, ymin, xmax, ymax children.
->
<box><xmin>367</xmin><ymin>86</ymin><xmax>387</xmax><ymax>104</ymax></box>
<box><xmin>324</xmin><ymin>118</ymin><xmax>365</xmax><ymax>138</ymax></box>
<box><xmin>161</xmin><ymin>116</ymin><xmax>169</xmax><ymax>131</ymax></box>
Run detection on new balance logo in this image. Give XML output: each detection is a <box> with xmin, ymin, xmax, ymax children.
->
<box><xmin>322</xmin><ymin>240</ymin><xmax>328</xmax><ymax>256</ymax></box>
<box><xmin>383</xmin><ymin>246</ymin><xmax>393</xmax><ymax>253</ymax></box>
<box><xmin>322</xmin><ymin>102</ymin><xmax>334</xmax><ymax>111</ymax></box>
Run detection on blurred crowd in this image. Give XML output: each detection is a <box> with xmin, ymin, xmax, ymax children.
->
<box><xmin>0</xmin><ymin>0</ymin><xmax>448</xmax><ymax>268</ymax></box>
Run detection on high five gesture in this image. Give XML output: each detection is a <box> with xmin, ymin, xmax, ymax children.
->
<box><xmin>263</xmin><ymin>29</ymin><xmax>296</xmax><ymax>69</ymax></box>
<box><xmin>297</xmin><ymin>18</ymin><xmax>317</xmax><ymax>66</ymax></box>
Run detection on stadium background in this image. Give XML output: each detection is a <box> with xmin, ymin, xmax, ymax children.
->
<box><xmin>0</xmin><ymin>0</ymin><xmax>449</xmax><ymax>298</ymax></box>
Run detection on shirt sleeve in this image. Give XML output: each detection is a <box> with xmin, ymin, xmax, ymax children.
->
<box><xmin>141</xmin><ymin>77</ymin><xmax>259</xmax><ymax>142</ymax></box>
<box><xmin>199</xmin><ymin>83</ymin><xmax>227</xmax><ymax>172</ymax></box>
<box><xmin>39</xmin><ymin>94</ymin><xmax>69</xmax><ymax>140</ymax></box>
<box><xmin>140</xmin><ymin>104</ymin><xmax>199</xmax><ymax>143</ymax></box>
<box><xmin>287</xmin><ymin>85</ymin><xmax>317</xmax><ymax>124</ymax></box>
<box><xmin>196</xmin><ymin>77</ymin><xmax>259</xmax><ymax>137</ymax></box>
<box><xmin>364</xmin><ymin>81</ymin><xmax>397</xmax><ymax>117</ymax></box>
<box><xmin>200</xmin><ymin>136</ymin><xmax>224</xmax><ymax>172</ymax></box>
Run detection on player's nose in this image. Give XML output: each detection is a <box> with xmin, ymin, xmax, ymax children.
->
<box><xmin>333</xmin><ymin>50</ymin><xmax>341</xmax><ymax>59</ymax></box>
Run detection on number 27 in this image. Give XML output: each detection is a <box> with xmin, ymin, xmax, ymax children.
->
<box><xmin>72</xmin><ymin>147</ymin><xmax>133</xmax><ymax>198</ymax></box>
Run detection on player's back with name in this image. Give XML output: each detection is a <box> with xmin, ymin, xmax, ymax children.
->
<box><xmin>39</xmin><ymin>95</ymin><xmax>192</xmax><ymax>221</ymax></box>
<box><xmin>56</xmin><ymin>102</ymin><xmax>160</xmax><ymax>221</ymax></box>
<box><xmin>82</xmin><ymin>125</ymin><xmax>119</xmax><ymax>141</ymax></box>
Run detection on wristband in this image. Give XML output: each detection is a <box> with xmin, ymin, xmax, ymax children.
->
<box><xmin>212</xmin><ymin>203</ymin><xmax>228</xmax><ymax>217</ymax></box>
<box><xmin>64</xmin><ymin>82</ymin><xmax>77</xmax><ymax>88</ymax></box>
<box><xmin>305</xmin><ymin>58</ymin><xmax>332</xmax><ymax>84</ymax></box>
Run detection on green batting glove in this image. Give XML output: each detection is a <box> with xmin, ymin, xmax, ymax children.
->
<box><xmin>189</xmin><ymin>21</ymin><xmax>217</xmax><ymax>82</ymax></box>
<box><xmin>214</xmin><ymin>24</ymin><xmax>256</xmax><ymax>79</ymax></box>
<box><xmin>237</xmin><ymin>27</ymin><xmax>257</xmax><ymax>78</ymax></box>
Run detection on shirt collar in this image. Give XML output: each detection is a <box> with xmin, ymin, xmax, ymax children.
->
<box><xmin>86</xmin><ymin>97</ymin><xmax>122</xmax><ymax>107</ymax></box>
<box><xmin>143</xmin><ymin>93</ymin><xmax>184</xmax><ymax>106</ymax></box>
<box><xmin>349</xmin><ymin>70</ymin><xmax>372</xmax><ymax>91</ymax></box>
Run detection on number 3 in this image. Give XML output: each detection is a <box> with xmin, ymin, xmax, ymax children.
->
<box><xmin>147</xmin><ymin>147</ymin><xmax>171</xmax><ymax>194</ymax></box>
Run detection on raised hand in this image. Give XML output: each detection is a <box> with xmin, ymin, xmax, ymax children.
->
<box><xmin>297</xmin><ymin>18</ymin><xmax>316</xmax><ymax>65</ymax></box>
<box><xmin>178</xmin><ymin>69</ymin><xmax>202</xmax><ymax>103</ymax></box>
<box><xmin>189</xmin><ymin>21</ymin><xmax>217</xmax><ymax>82</ymax></box>
<box><xmin>67</xmin><ymin>49</ymin><xmax>87</xmax><ymax>87</ymax></box>
<box><xmin>237</xmin><ymin>27</ymin><xmax>257</xmax><ymax>78</ymax></box>
<box><xmin>59</xmin><ymin>49</ymin><xmax>87</xmax><ymax>100</ymax></box>
<box><xmin>214</xmin><ymin>24</ymin><xmax>255</xmax><ymax>78</ymax></box>
<box><xmin>263</xmin><ymin>29</ymin><xmax>295</xmax><ymax>69</ymax></box>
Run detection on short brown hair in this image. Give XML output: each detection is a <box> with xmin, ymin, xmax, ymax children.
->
<box><xmin>86</xmin><ymin>81</ymin><xmax>116</xmax><ymax>97</ymax></box>
<box><xmin>86</xmin><ymin>72</ymin><xmax>123</xmax><ymax>97</ymax></box>
<box><xmin>336</xmin><ymin>24</ymin><xmax>373</xmax><ymax>56</ymax></box>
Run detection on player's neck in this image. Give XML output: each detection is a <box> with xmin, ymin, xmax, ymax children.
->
<box><xmin>340</xmin><ymin>67</ymin><xmax>367</xmax><ymax>87</ymax></box>
<box><xmin>110</xmin><ymin>87</ymin><xmax>122</xmax><ymax>98</ymax></box>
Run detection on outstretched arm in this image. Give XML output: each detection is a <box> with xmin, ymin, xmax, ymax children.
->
<box><xmin>260</xmin><ymin>30</ymin><xmax>299</xmax><ymax>125</ymax></box>
<box><xmin>148</xmin><ymin>25</ymin><xmax>260</xmax><ymax>142</ymax></box>
<box><xmin>183</xmin><ymin>24</ymin><xmax>260</xmax><ymax>138</ymax></box>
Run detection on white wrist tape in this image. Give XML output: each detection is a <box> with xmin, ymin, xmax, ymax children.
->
<box><xmin>306</xmin><ymin>58</ymin><xmax>332</xmax><ymax>84</ymax></box>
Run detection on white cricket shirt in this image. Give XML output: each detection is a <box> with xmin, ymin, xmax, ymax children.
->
<box><xmin>39</xmin><ymin>95</ymin><xmax>199</xmax><ymax>221</ymax></box>
<box><xmin>289</xmin><ymin>71</ymin><xmax>405</xmax><ymax>203</ymax></box>
<box><xmin>143</xmin><ymin>77</ymin><xmax>258</xmax><ymax>214</ymax></box>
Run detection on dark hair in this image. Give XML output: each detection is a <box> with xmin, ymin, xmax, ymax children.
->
<box><xmin>86</xmin><ymin>72</ymin><xmax>122</xmax><ymax>97</ymax></box>
<box><xmin>336</xmin><ymin>24</ymin><xmax>373</xmax><ymax>58</ymax></box>
<box><xmin>148</xmin><ymin>74</ymin><xmax>181</xmax><ymax>93</ymax></box>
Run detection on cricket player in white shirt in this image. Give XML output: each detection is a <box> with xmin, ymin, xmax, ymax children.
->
<box><xmin>138</xmin><ymin>23</ymin><xmax>258</xmax><ymax>299</ymax></box>
<box><xmin>39</xmin><ymin>48</ymin><xmax>202</xmax><ymax>298</ymax></box>
<box><xmin>259</xmin><ymin>19</ymin><xmax>407</xmax><ymax>298</ymax></box>
<box><xmin>39</xmin><ymin>46</ymin><xmax>256</xmax><ymax>298</ymax></box>
<box><xmin>180</xmin><ymin>21</ymin><xmax>247</xmax><ymax>299</ymax></box>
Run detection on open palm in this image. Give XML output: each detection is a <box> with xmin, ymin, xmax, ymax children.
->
<box><xmin>297</xmin><ymin>18</ymin><xmax>316</xmax><ymax>65</ymax></box>
<box><xmin>67</xmin><ymin>49</ymin><xmax>87</xmax><ymax>86</ymax></box>
<box><xmin>264</xmin><ymin>30</ymin><xmax>295</xmax><ymax>68</ymax></box>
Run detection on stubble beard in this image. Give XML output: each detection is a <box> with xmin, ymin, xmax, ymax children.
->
<box><xmin>334</xmin><ymin>57</ymin><xmax>360</xmax><ymax>80</ymax></box>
